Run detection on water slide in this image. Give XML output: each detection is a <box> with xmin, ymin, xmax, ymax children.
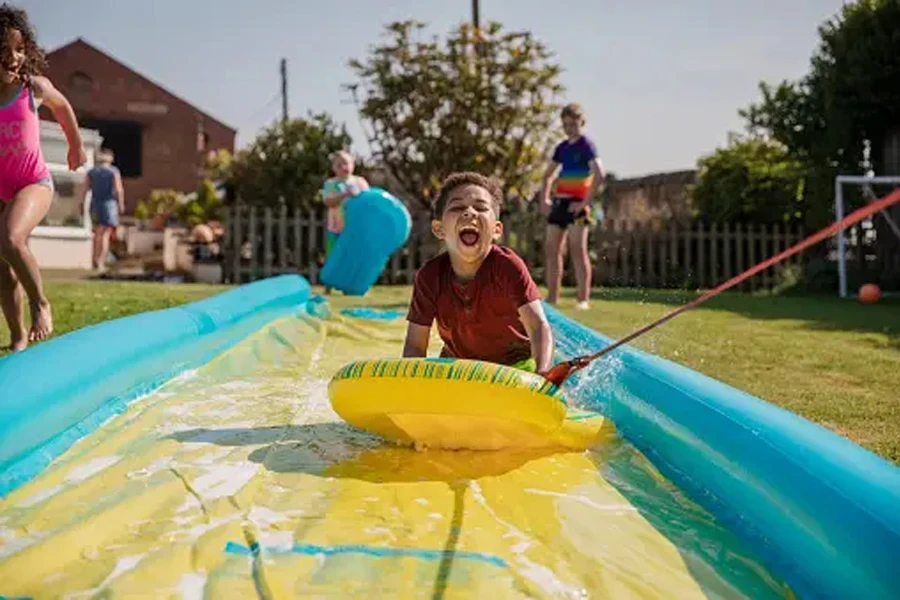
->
<box><xmin>0</xmin><ymin>276</ymin><xmax>898</xmax><ymax>598</ymax></box>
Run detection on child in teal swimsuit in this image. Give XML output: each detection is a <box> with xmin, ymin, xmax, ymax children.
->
<box><xmin>321</xmin><ymin>150</ymin><xmax>369</xmax><ymax>259</ymax></box>
<box><xmin>320</xmin><ymin>151</ymin><xmax>369</xmax><ymax>293</ymax></box>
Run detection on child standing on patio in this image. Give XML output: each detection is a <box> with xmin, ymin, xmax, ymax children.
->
<box><xmin>84</xmin><ymin>148</ymin><xmax>125</xmax><ymax>272</ymax></box>
<box><xmin>0</xmin><ymin>4</ymin><xmax>86</xmax><ymax>351</ymax></box>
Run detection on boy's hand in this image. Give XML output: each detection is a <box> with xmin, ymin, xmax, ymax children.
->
<box><xmin>540</xmin><ymin>198</ymin><xmax>552</xmax><ymax>216</ymax></box>
<box><xmin>402</xmin><ymin>323</ymin><xmax>431</xmax><ymax>358</ymax></box>
<box><xmin>341</xmin><ymin>182</ymin><xmax>361</xmax><ymax>198</ymax></box>
<box><xmin>68</xmin><ymin>146</ymin><xmax>87</xmax><ymax>171</ymax></box>
<box><xmin>568</xmin><ymin>200</ymin><xmax>589</xmax><ymax>214</ymax></box>
<box><xmin>518</xmin><ymin>300</ymin><xmax>553</xmax><ymax>374</ymax></box>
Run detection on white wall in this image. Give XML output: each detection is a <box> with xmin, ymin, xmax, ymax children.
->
<box><xmin>27</xmin><ymin>122</ymin><xmax>104</xmax><ymax>270</ymax></box>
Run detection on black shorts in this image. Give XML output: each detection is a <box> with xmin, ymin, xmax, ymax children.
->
<box><xmin>547</xmin><ymin>197</ymin><xmax>592</xmax><ymax>229</ymax></box>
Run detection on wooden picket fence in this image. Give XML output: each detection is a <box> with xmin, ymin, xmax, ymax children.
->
<box><xmin>222</xmin><ymin>204</ymin><xmax>806</xmax><ymax>292</ymax></box>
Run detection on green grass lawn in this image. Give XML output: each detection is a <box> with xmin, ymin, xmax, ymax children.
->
<box><xmin>553</xmin><ymin>288</ymin><xmax>900</xmax><ymax>465</ymax></box>
<box><xmin>0</xmin><ymin>279</ymin><xmax>227</xmax><ymax>346</ymax></box>
<box><xmin>2</xmin><ymin>278</ymin><xmax>898</xmax><ymax>464</ymax></box>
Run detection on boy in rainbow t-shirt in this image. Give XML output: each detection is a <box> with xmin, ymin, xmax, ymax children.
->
<box><xmin>540</xmin><ymin>103</ymin><xmax>606</xmax><ymax>309</ymax></box>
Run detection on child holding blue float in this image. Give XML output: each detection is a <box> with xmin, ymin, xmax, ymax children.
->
<box><xmin>320</xmin><ymin>150</ymin><xmax>369</xmax><ymax>292</ymax></box>
<box><xmin>402</xmin><ymin>172</ymin><xmax>554</xmax><ymax>376</ymax></box>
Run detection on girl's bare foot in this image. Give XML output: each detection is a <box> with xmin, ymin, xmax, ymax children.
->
<box><xmin>28</xmin><ymin>298</ymin><xmax>53</xmax><ymax>342</ymax></box>
<box><xmin>3</xmin><ymin>310</ymin><xmax>26</xmax><ymax>352</ymax></box>
<box><xmin>3</xmin><ymin>338</ymin><xmax>27</xmax><ymax>352</ymax></box>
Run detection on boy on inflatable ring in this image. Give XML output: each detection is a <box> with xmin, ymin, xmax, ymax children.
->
<box><xmin>402</xmin><ymin>172</ymin><xmax>554</xmax><ymax>376</ymax></box>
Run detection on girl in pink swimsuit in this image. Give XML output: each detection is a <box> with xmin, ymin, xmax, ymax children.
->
<box><xmin>0</xmin><ymin>6</ymin><xmax>86</xmax><ymax>351</ymax></box>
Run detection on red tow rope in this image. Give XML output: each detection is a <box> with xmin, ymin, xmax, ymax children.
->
<box><xmin>543</xmin><ymin>187</ymin><xmax>900</xmax><ymax>386</ymax></box>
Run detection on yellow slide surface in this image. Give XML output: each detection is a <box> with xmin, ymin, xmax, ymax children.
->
<box><xmin>0</xmin><ymin>312</ymin><xmax>794</xmax><ymax>598</ymax></box>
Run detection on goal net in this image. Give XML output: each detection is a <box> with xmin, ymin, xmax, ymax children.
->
<box><xmin>834</xmin><ymin>175</ymin><xmax>900</xmax><ymax>297</ymax></box>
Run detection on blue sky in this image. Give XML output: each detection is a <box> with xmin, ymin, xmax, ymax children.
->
<box><xmin>22</xmin><ymin>0</ymin><xmax>846</xmax><ymax>177</ymax></box>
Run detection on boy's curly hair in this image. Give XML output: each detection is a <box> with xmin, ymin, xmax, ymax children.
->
<box><xmin>0</xmin><ymin>4</ymin><xmax>46</xmax><ymax>79</ymax></box>
<box><xmin>432</xmin><ymin>172</ymin><xmax>503</xmax><ymax>219</ymax></box>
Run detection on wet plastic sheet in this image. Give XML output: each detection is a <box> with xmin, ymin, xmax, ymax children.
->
<box><xmin>0</xmin><ymin>310</ymin><xmax>792</xmax><ymax>598</ymax></box>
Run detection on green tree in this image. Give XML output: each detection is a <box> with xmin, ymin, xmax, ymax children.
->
<box><xmin>176</xmin><ymin>179</ymin><xmax>223</xmax><ymax>227</ymax></box>
<box><xmin>144</xmin><ymin>189</ymin><xmax>183</xmax><ymax>222</ymax></box>
<box><xmin>133</xmin><ymin>200</ymin><xmax>150</xmax><ymax>222</ymax></box>
<box><xmin>231</xmin><ymin>113</ymin><xmax>360</xmax><ymax>209</ymax></box>
<box><xmin>202</xmin><ymin>149</ymin><xmax>235</xmax><ymax>185</ymax></box>
<box><xmin>346</xmin><ymin>20</ymin><xmax>564</xmax><ymax>208</ymax></box>
<box><xmin>690</xmin><ymin>136</ymin><xmax>806</xmax><ymax>224</ymax></box>
<box><xmin>740</xmin><ymin>0</ymin><xmax>900</xmax><ymax>226</ymax></box>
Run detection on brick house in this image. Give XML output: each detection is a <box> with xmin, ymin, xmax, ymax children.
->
<box><xmin>40</xmin><ymin>38</ymin><xmax>236</xmax><ymax>213</ymax></box>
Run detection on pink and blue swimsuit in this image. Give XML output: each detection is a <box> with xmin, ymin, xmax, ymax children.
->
<box><xmin>0</xmin><ymin>82</ymin><xmax>51</xmax><ymax>203</ymax></box>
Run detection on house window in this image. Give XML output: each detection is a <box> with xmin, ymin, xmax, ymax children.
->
<box><xmin>78</xmin><ymin>118</ymin><xmax>143</xmax><ymax>177</ymax></box>
<box><xmin>196</xmin><ymin>119</ymin><xmax>209</xmax><ymax>152</ymax></box>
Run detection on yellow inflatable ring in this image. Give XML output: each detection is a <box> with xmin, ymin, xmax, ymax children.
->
<box><xmin>329</xmin><ymin>357</ymin><xmax>609</xmax><ymax>450</ymax></box>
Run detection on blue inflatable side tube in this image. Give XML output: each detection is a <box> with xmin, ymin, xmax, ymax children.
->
<box><xmin>0</xmin><ymin>275</ymin><xmax>312</xmax><ymax>497</ymax></box>
<box><xmin>320</xmin><ymin>187</ymin><xmax>411</xmax><ymax>296</ymax></box>
<box><xmin>545</xmin><ymin>304</ymin><xmax>900</xmax><ymax>600</ymax></box>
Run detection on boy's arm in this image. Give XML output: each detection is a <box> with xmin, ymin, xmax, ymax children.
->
<box><xmin>402</xmin><ymin>323</ymin><xmax>431</xmax><ymax>357</ymax></box>
<box><xmin>321</xmin><ymin>180</ymin><xmax>351</xmax><ymax>208</ymax></box>
<box><xmin>541</xmin><ymin>143</ymin><xmax>564</xmax><ymax>207</ymax></box>
<box><xmin>114</xmin><ymin>168</ymin><xmax>126</xmax><ymax>213</ymax></box>
<box><xmin>404</xmin><ymin>267</ymin><xmax>437</xmax><ymax>357</ymax></box>
<box><xmin>80</xmin><ymin>172</ymin><xmax>91</xmax><ymax>205</ymax></box>
<box><xmin>504</xmin><ymin>252</ymin><xmax>553</xmax><ymax>373</ymax></box>
<box><xmin>322</xmin><ymin>193</ymin><xmax>346</xmax><ymax>208</ymax></box>
<box><xmin>540</xmin><ymin>163</ymin><xmax>560</xmax><ymax>212</ymax></box>
<box><xmin>586</xmin><ymin>157</ymin><xmax>606</xmax><ymax>206</ymax></box>
<box><xmin>31</xmin><ymin>76</ymin><xmax>85</xmax><ymax>171</ymax></box>
<box><xmin>518</xmin><ymin>300</ymin><xmax>553</xmax><ymax>374</ymax></box>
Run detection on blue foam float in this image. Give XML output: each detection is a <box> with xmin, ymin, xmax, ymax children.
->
<box><xmin>320</xmin><ymin>188</ymin><xmax>411</xmax><ymax>296</ymax></box>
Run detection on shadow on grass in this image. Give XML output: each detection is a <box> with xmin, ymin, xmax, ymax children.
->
<box><xmin>560</xmin><ymin>287</ymin><xmax>900</xmax><ymax>352</ymax></box>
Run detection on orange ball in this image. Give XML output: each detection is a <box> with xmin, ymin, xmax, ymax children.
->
<box><xmin>858</xmin><ymin>283</ymin><xmax>881</xmax><ymax>304</ymax></box>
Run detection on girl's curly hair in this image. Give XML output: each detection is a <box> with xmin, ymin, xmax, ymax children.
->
<box><xmin>0</xmin><ymin>3</ymin><xmax>46</xmax><ymax>79</ymax></box>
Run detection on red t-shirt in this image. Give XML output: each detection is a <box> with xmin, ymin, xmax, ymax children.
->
<box><xmin>407</xmin><ymin>245</ymin><xmax>543</xmax><ymax>365</ymax></box>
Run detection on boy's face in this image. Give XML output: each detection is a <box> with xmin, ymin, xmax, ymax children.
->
<box><xmin>562</xmin><ymin>115</ymin><xmax>583</xmax><ymax>139</ymax></box>
<box><xmin>332</xmin><ymin>154</ymin><xmax>353</xmax><ymax>178</ymax></box>
<box><xmin>432</xmin><ymin>184</ymin><xmax>502</xmax><ymax>265</ymax></box>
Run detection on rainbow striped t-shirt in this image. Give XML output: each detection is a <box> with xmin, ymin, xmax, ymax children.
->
<box><xmin>551</xmin><ymin>135</ymin><xmax>598</xmax><ymax>200</ymax></box>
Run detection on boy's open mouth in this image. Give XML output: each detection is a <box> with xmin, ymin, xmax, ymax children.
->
<box><xmin>458</xmin><ymin>225</ymin><xmax>480</xmax><ymax>247</ymax></box>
